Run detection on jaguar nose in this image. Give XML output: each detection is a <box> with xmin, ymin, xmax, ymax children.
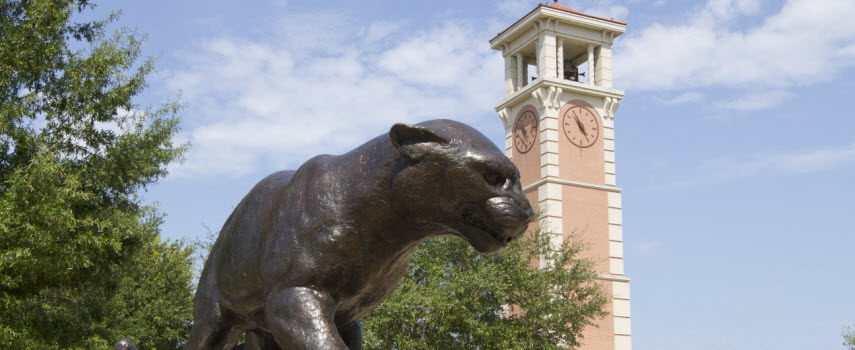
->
<box><xmin>515</xmin><ymin>195</ymin><xmax>535</xmax><ymax>223</ymax></box>
<box><xmin>523</xmin><ymin>203</ymin><xmax>535</xmax><ymax>222</ymax></box>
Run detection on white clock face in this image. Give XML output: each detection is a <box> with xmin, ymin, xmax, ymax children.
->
<box><xmin>561</xmin><ymin>105</ymin><xmax>600</xmax><ymax>148</ymax></box>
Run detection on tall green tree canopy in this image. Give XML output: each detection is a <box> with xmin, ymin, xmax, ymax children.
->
<box><xmin>0</xmin><ymin>0</ymin><xmax>193</xmax><ymax>348</ymax></box>
<box><xmin>362</xmin><ymin>227</ymin><xmax>608</xmax><ymax>350</ymax></box>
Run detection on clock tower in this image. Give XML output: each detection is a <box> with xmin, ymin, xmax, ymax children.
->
<box><xmin>491</xmin><ymin>3</ymin><xmax>630</xmax><ymax>350</ymax></box>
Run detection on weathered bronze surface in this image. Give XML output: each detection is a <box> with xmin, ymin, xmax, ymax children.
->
<box><xmin>185</xmin><ymin>119</ymin><xmax>535</xmax><ymax>349</ymax></box>
<box><xmin>113</xmin><ymin>339</ymin><xmax>137</xmax><ymax>350</ymax></box>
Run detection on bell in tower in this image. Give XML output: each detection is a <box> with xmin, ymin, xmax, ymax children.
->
<box><xmin>563</xmin><ymin>59</ymin><xmax>585</xmax><ymax>82</ymax></box>
<box><xmin>491</xmin><ymin>2</ymin><xmax>630</xmax><ymax>350</ymax></box>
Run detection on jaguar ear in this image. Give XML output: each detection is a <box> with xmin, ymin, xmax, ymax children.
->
<box><xmin>389</xmin><ymin>123</ymin><xmax>450</xmax><ymax>161</ymax></box>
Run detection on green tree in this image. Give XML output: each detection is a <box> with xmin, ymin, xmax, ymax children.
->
<box><xmin>362</xmin><ymin>225</ymin><xmax>608</xmax><ymax>350</ymax></box>
<box><xmin>0</xmin><ymin>0</ymin><xmax>192</xmax><ymax>348</ymax></box>
<box><xmin>844</xmin><ymin>325</ymin><xmax>855</xmax><ymax>350</ymax></box>
<box><xmin>105</xmin><ymin>238</ymin><xmax>196</xmax><ymax>349</ymax></box>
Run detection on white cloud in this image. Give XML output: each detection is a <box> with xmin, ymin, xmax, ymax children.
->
<box><xmin>724</xmin><ymin>90</ymin><xmax>792</xmax><ymax>111</ymax></box>
<box><xmin>165</xmin><ymin>16</ymin><xmax>503</xmax><ymax>179</ymax></box>
<box><xmin>655</xmin><ymin>91</ymin><xmax>705</xmax><ymax>105</ymax></box>
<box><xmin>650</xmin><ymin>142</ymin><xmax>855</xmax><ymax>190</ymax></box>
<box><xmin>362</xmin><ymin>20</ymin><xmax>407</xmax><ymax>43</ymax></box>
<box><xmin>772</xmin><ymin>143</ymin><xmax>855</xmax><ymax>174</ymax></box>
<box><xmin>615</xmin><ymin>0</ymin><xmax>855</xmax><ymax>92</ymax></box>
<box><xmin>633</xmin><ymin>239</ymin><xmax>662</xmax><ymax>257</ymax></box>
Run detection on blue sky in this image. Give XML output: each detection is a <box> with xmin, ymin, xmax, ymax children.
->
<box><xmin>91</xmin><ymin>0</ymin><xmax>855</xmax><ymax>349</ymax></box>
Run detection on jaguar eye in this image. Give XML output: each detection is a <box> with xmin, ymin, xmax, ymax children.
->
<box><xmin>483</xmin><ymin>172</ymin><xmax>505</xmax><ymax>187</ymax></box>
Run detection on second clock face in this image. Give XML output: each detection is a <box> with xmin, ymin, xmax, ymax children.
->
<box><xmin>561</xmin><ymin>105</ymin><xmax>600</xmax><ymax>148</ymax></box>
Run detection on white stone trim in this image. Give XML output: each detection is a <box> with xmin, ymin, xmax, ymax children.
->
<box><xmin>608</xmin><ymin>208</ymin><xmax>622</xmax><ymax>225</ymax></box>
<box><xmin>556</xmin><ymin>38</ymin><xmax>564</xmax><ymax>79</ymax></box>
<box><xmin>587</xmin><ymin>45</ymin><xmax>596</xmax><ymax>86</ymax></box>
<box><xmin>552</xmin><ymin>87</ymin><xmax>563</xmax><ymax>108</ymax></box>
<box><xmin>542</xmin><ymin>129</ymin><xmax>559</xmax><ymax>142</ymax></box>
<box><xmin>498</xmin><ymin>108</ymin><xmax>510</xmax><ymax>129</ymax></box>
<box><xmin>609</xmin><ymin>96</ymin><xmax>620</xmax><ymax>117</ymax></box>
<box><xmin>537</xmin><ymin>33</ymin><xmax>557</xmax><ymax>81</ymax></box>
<box><xmin>604</xmin><ymin>127</ymin><xmax>615</xmax><ymax>140</ymax></box>
<box><xmin>541</xmin><ymin>164</ymin><xmax>560</xmax><ymax>178</ymax></box>
<box><xmin>488</xmin><ymin>7</ymin><xmax>626</xmax><ymax>50</ymax></box>
<box><xmin>605</xmin><ymin>161</ymin><xmax>616</xmax><ymax>175</ymax></box>
<box><xmin>542</xmin><ymin>140</ymin><xmax>559</xmax><ymax>153</ymax></box>
<box><xmin>613</xmin><ymin>299</ymin><xmax>631</xmax><ymax>317</ymax></box>
<box><xmin>595</xmin><ymin>45</ymin><xmax>613</xmax><ymax>88</ymax></box>
<box><xmin>503</xmin><ymin>119</ymin><xmax>512</xmax><ymax>159</ymax></box>
<box><xmin>614</xmin><ymin>316</ymin><xmax>631</xmax><ymax>335</ymax></box>
<box><xmin>539</xmin><ymin>199</ymin><xmax>563</xmax><ymax>218</ymax></box>
<box><xmin>516</xmin><ymin>54</ymin><xmax>524</xmax><ymax>92</ymax></box>
<box><xmin>541</xmin><ymin>117</ymin><xmax>558</xmax><ymax>131</ymax></box>
<box><xmin>612</xmin><ymin>280</ymin><xmax>630</xmax><ymax>299</ymax></box>
<box><xmin>523</xmin><ymin>177</ymin><xmax>622</xmax><ymax>194</ymax></box>
<box><xmin>609</xmin><ymin>257</ymin><xmax>624</xmax><ymax>275</ymax></box>
<box><xmin>493</xmin><ymin>78</ymin><xmax>624</xmax><ymax>112</ymax></box>
<box><xmin>609</xmin><ymin>224</ymin><xmax>623</xmax><ymax>241</ymax></box>
<box><xmin>531</xmin><ymin>85</ymin><xmax>562</xmax><ymax>110</ymax></box>
<box><xmin>541</xmin><ymin>153</ymin><xmax>559</xmax><ymax>167</ymax></box>
<box><xmin>607</xmin><ymin>192</ymin><xmax>621</xmax><ymax>209</ymax></box>
<box><xmin>538</xmin><ymin>182</ymin><xmax>563</xmax><ymax>202</ymax></box>
<box><xmin>605</xmin><ymin>173</ymin><xmax>616</xmax><ymax>186</ymax></box>
<box><xmin>604</xmin><ymin>150</ymin><xmax>615</xmax><ymax>162</ymax></box>
<box><xmin>609</xmin><ymin>241</ymin><xmax>623</xmax><ymax>258</ymax></box>
<box><xmin>598</xmin><ymin>274</ymin><xmax>631</xmax><ymax>282</ymax></box>
<box><xmin>602</xmin><ymin>96</ymin><xmax>615</xmax><ymax>119</ymax></box>
<box><xmin>603</xmin><ymin>116</ymin><xmax>615</xmax><ymax>128</ymax></box>
<box><xmin>603</xmin><ymin>139</ymin><xmax>615</xmax><ymax>151</ymax></box>
<box><xmin>540</xmin><ymin>216</ymin><xmax>563</xmax><ymax>235</ymax></box>
<box><xmin>615</xmin><ymin>334</ymin><xmax>632</xmax><ymax>350</ymax></box>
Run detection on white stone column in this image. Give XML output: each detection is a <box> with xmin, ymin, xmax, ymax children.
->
<box><xmin>587</xmin><ymin>45</ymin><xmax>596</xmax><ymax>86</ymax></box>
<box><xmin>516</xmin><ymin>54</ymin><xmax>525</xmax><ymax>89</ymax></box>
<box><xmin>595</xmin><ymin>45</ymin><xmax>613</xmax><ymax>88</ymax></box>
<box><xmin>556</xmin><ymin>38</ymin><xmax>564</xmax><ymax>79</ymax></box>
<box><xmin>504</xmin><ymin>54</ymin><xmax>517</xmax><ymax>97</ymax></box>
<box><xmin>537</xmin><ymin>33</ymin><xmax>557</xmax><ymax>81</ymax></box>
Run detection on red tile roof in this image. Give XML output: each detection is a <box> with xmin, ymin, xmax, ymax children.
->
<box><xmin>545</xmin><ymin>2</ymin><xmax>627</xmax><ymax>26</ymax></box>
<box><xmin>490</xmin><ymin>2</ymin><xmax>627</xmax><ymax>44</ymax></box>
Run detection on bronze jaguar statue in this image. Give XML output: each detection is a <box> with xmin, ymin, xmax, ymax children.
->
<box><xmin>183</xmin><ymin>119</ymin><xmax>534</xmax><ymax>349</ymax></box>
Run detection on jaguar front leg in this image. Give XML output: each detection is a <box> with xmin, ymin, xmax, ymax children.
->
<box><xmin>264</xmin><ymin>286</ymin><xmax>350</xmax><ymax>350</ymax></box>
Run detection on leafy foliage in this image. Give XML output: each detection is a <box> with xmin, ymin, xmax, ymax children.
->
<box><xmin>844</xmin><ymin>325</ymin><xmax>855</xmax><ymax>350</ymax></box>
<box><xmin>362</xmin><ymin>226</ymin><xmax>608</xmax><ymax>350</ymax></box>
<box><xmin>106</xmin><ymin>238</ymin><xmax>196</xmax><ymax>349</ymax></box>
<box><xmin>0</xmin><ymin>0</ymin><xmax>191</xmax><ymax>348</ymax></box>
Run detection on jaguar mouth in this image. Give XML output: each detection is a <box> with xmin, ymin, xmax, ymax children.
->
<box><xmin>459</xmin><ymin>205</ymin><xmax>515</xmax><ymax>246</ymax></box>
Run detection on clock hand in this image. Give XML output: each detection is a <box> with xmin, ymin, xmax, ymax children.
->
<box><xmin>573</xmin><ymin>115</ymin><xmax>587</xmax><ymax>137</ymax></box>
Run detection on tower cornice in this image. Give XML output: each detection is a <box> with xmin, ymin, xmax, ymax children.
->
<box><xmin>494</xmin><ymin>77</ymin><xmax>624</xmax><ymax>113</ymax></box>
<box><xmin>490</xmin><ymin>4</ymin><xmax>626</xmax><ymax>50</ymax></box>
